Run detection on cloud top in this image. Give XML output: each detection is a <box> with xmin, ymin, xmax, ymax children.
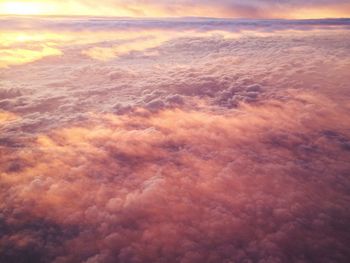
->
<box><xmin>1</xmin><ymin>16</ymin><xmax>350</xmax><ymax>262</ymax></box>
<box><xmin>1</xmin><ymin>93</ymin><xmax>350</xmax><ymax>262</ymax></box>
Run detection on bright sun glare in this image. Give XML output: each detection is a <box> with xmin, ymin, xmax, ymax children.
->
<box><xmin>1</xmin><ymin>1</ymin><xmax>49</xmax><ymax>15</ymax></box>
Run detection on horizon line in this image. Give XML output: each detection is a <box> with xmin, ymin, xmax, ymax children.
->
<box><xmin>1</xmin><ymin>14</ymin><xmax>350</xmax><ymax>21</ymax></box>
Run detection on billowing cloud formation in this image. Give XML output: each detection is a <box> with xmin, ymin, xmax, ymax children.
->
<box><xmin>1</xmin><ymin>93</ymin><xmax>350</xmax><ymax>262</ymax></box>
<box><xmin>1</xmin><ymin>17</ymin><xmax>350</xmax><ymax>262</ymax></box>
<box><xmin>0</xmin><ymin>0</ymin><xmax>350</xmax><ymax>18</ymax></box>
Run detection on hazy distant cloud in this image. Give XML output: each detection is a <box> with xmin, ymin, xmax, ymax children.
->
<box><xmin>1</xmin><ymin>17</ymin><xmax>350</xmax><ymax>135</ymax></box>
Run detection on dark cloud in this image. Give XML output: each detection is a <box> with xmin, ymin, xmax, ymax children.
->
<box><xmin>0</xmin><ymin>88</ymin><xmax>22</xmax><ymax>99</ymax></box>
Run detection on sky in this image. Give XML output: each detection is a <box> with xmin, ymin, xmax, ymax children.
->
<box><xmin>0</xmin><ymin>0</ymin><xmax>350</xmax><ymax>18</ymax></box>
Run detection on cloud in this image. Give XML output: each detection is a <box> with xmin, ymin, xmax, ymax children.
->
<box><xmin>0</xmin><ymin>87</ymin><xmax>21</xmax><ymax>99</ymax></box>
<box><xmin>1</xmin><ymin>92</ymin><xmax>350</xmax><ymax>262</ymax></box>
<box><xmin>1</xmin><ymin>17</ymin><xmax>349</xmax><ymax>134</ymax></box>
<box><xmin>1</xmin><ymin>16</ymin><xmax>349</xmax><ymax>67</ymax></box>
<box><xmin>1</xmin><ymin>16</ymin><xmax>350</xmax><ymax>262</ymax></box>
<box><xmin>0</xmin><ymin>110</ymin><xmax>18</xmax><ymax>123</ymax></box>
<box><xmin>0</xmin><ymin>45</ymin><xmax>62</xmax><ymax>68</ymax></box>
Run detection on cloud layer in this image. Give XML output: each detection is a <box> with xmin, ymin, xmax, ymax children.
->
<box><xmin>1</xmin><ymin>94</ymin><xmax>350</xmax><ymax>263</ymax></box>
<box><xmin>1</xmin><ymin>17</ymin><xmax>350</xmax><ymax>262</ymax></box>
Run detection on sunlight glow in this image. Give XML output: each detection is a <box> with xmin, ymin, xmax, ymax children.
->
<box><xmin>0</xmin><ymin>1</ymin><xmax>52</xmax><ymax>15</ymax></box>
<box><xmin>0</xmin><ymin>0</ymin><xmax>349</xmax><ymax>18</ymax></box>
<box><xmin>0</xmin><ymin>46</ymin><xmax>62</xmax><ymax>68</ymax></box>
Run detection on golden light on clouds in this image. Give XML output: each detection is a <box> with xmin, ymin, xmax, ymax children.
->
<box><xmin>0</xmin><ymin>111</ymin><xmax>18</xmax><ymax>123</ymax></box>
<box><xmin>283</xmin><ymin>6</ymin><xmax>350</xmax><ymax>19</ymax></box>
<box><xmin>0</xmin><ymin>45</ymin><xmax>61</xmax><ymax>68</ymax></box>
<box><xmin>0</xmin><ymin>28</ymin><xmax>243</xmax><ymax>66</ymax></box>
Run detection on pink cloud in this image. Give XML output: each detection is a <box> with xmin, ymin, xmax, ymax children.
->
<box><xmin>1</xmin><ymin>16</ymin><xmax>350</xmax><ymax>263</ymax></box>
<box><xmin>1</xmin><ymin>92</ymin><xmax>350</xmax><ymax>262</ymax></box>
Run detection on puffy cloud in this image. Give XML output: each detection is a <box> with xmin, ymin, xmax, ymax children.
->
<box><xmin>1</xmin><ymin>17</ymin><xmax>349</xmax><ymax>136</ymax></box>
<box><xmin>0</xmin><ymin>87</ymin><xmax>21</xmax><ymax>99</ymax></box>
<box><xmin>1</xmin><ymin>92</ymin><xmax>350</xmax><ymax>262</ymax></box>
<box><xmin>1</xmin><ymin>16</ymin><xmax>350</xmax><ymax>262</ymax></box>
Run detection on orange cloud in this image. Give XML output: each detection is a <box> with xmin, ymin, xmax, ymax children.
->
<box><xmin>0</xmin><ymin>111</ymin><xmax>18</xmax><ymax>123</ymax></box>
<box><xmin>1</xmin><ymin>92</ymin><xmax>350</xmax><ymax>261</ymax></box>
